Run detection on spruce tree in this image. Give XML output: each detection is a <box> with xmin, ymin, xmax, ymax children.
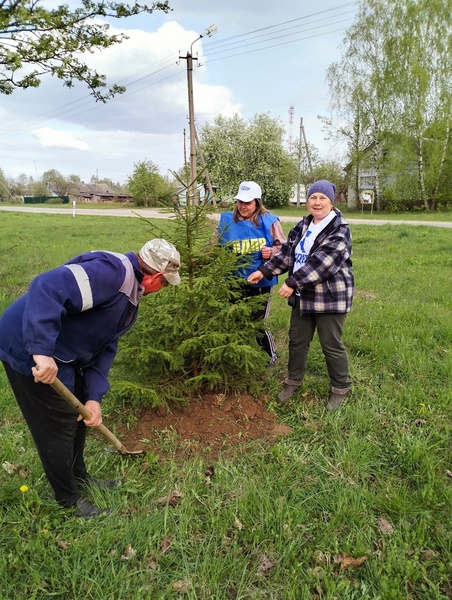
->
<box><xmin>112</xmin><ymin>202</ymin><xmax>269</xmax><ymax>406</ymax></box>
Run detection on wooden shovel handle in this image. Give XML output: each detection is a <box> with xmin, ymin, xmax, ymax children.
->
<box><xmin>50</xmin><ymin>377</ymin><xmax>132</xmax><ymax>455</ymax></box>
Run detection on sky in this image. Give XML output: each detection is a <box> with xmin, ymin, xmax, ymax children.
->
<box><xmin>0</xmin><ymin>0</ymin><xmax>358</xmax><ymax>185</ymax></box>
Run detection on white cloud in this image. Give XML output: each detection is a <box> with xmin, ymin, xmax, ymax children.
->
<box><xmin>0</xmin><ymin>1</ymin><xmax>356</xmax><ymax>183</ymax></box>
<box><xmin>33</xmin><ymin>128</ymin><xmax>90</xmax><ymax>151</ymax></box>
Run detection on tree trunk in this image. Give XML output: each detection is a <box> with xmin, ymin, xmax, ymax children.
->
<box><xmin>354</xmin><ymin>162</ymin><xmax>360</xmax><ymax>208</ymax></box>
<box><xmin>432</xmin><ymin>122</ymin><xmax>450</xmax><ymax>209</ymax></box>
<box><xmin>372</xmin><ymin>141</ymin><xmax>382</xmax><ymax>211</ymax></box>
<box><xmin>417</xmin><ymin>135</ymin><xmax>430</xmax><ymax>211</ymax></box>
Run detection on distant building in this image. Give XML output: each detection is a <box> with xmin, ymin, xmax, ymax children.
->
<box><xmin>288</xmin><ymin>185</ymin><xmax>306</xmax><ymax>206</ymax></box>
<box><xmin>175</xmin><ymin>184</ymin><xmax>206</xmax><ymax>206</ymax></box>
<box><xmin>49</xmin><ymin>182</ymin><xmax>133</xmax><ymax>204</ymax></box>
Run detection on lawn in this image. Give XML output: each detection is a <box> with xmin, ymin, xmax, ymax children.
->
<box><xmin>0</xmin><ymin>211</ymin><xmax>451</xmax><ymax>599</ymax></box>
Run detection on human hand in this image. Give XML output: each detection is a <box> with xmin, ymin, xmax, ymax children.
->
<box><xmin>32</xmin><ymin>355</ymin><xmax>58</xmax><ymax>384</ymax></box>
<box><xmin>277</xmin><ymin>283</ymin><xmax>295</xmax><ymax>298</ymax></box>
<box><xmin>261</xmin><ymin>246</ymin><xmax>272</xmax><ymax>260</ymax></box>
<box><xmin>247</xmin><ymin>270</ymin><xmax>264</xmax><ymax>284</ymax></box>
<box><xmin>78</xmin><ymin>400</ymin><xmax>103</xmax><ymax>427</ymax></box>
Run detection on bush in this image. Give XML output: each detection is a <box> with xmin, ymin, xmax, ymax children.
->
<box><xmin>45</xmin><ymin>197</ymin><xmax>64</xmax><ymax>204</ymax></box>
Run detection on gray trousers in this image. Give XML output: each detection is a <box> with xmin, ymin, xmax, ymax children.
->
<box><xmin>288</xmin><ymin>302</ymin><xmax>351</xmax><ymax>391</ymax></box>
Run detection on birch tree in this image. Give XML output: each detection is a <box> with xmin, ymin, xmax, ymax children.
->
<box><xmin>327</xmin><ymin>0</ymin><xmax>452</xmax><ymax>210</ymax></box>
<box><xmin>386</xmin><ymin>0</ymin><xmax>452</xmax><ymax>209</ymax></box>
<box><xmin>327</xmin><ymin>0</ymin><xmax>394</xmax><ymax>210</ymax></box>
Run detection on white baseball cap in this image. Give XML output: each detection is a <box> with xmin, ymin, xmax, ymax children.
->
<box><xmin>234</xmin><ymin>181</ymin><xmax>262</xmax><ymax>203</ymax></box>
<box><xmin>139</xmin><ymin>238</ymin><xmax>181</xmax><ymax>285</ymax></box>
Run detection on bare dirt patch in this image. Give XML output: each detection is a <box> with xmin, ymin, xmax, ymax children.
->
<box><xmin>117</xmin><ymin>393</ymin><xmax>293</xmax><ymax>460</ymax></box>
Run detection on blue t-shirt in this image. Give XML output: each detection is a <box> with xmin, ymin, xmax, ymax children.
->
<box><xmin>218</xmin><ymin>212</ymin><xmax>279</xmax><ymax>287</ymax></box>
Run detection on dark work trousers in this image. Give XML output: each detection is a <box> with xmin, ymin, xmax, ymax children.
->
<box><xmin>241</xmin><ymin>286</ymin><xmax>277</xmax><ymax>364</ymax></box>
<box><xmin>288</xmin><ymin>301</ymin><xmax>351</xmax><ymax>390</ymax></box>
<box><xmin>2</xmin><ymin>362</ymin><xmax>88</xmax><ymax>507</ymax></box>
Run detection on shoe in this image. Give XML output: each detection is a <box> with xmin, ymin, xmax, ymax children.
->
<box><xmin>277</xmin><ymin>380</ymin><xmax>302</xmax><ymax>405</ymax></box>
<box><xmin>75</xmin><ymin>497</ymin><xmax>112</xmax><ymax>519</ymax></box>
<box><xmin>326</xmin><ymin>389</ymin><xmax>350</xmax><ymax>411</ymax></box>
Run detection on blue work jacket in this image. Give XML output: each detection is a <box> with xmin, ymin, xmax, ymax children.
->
<box><xmin>0</xmin><ymin>251</ymin><xmax>144</xmax><ymax>401</ymax></box>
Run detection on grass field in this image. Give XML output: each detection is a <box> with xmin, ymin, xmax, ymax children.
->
<box><xmin>0</xmin><ymin>211</ymin><xmax>451</xmax><ymax>599</ymax></box>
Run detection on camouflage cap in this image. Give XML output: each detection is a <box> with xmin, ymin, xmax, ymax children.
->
<box><xmin>139</xmin><ymin>239</ymin><xmax>181</xmax><ymax>285</ymax></box>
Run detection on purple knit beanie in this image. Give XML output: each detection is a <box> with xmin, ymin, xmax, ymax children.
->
<box><xmin>307</xmin><ymin>180</ymin><xmax>336</xmax><ymax>204</ymax></box>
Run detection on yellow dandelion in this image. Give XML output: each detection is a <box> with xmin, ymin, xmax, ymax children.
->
<box><xmin>20</xmin><ymin>485</ymin><xmax>29</xmax><ymax>493</ymax></box>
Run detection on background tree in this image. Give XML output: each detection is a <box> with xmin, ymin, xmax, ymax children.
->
<box><xmin>326</xmin><ymin>0</ymin><xmax>394</xmax><ymax>211</ymax></box>
<box><xmin>127</xmin><ymin>159</ymin><xmax>168</xmax><ymax>207</ymax></box>
<box><xmin>291</xmin><ymin>138</ymin><xmax>318</xmax><ymax>206</ymax></box>
<box><xmin>289</xmin><ymin>137</ymin><xmax>346</xmax><ymax>205</ymax></box>
<box><xmin>0</xmin><ymin>0</ymin><xmax>170</xmax><ymax>100</ymax></box>
<box><xmin>320</xmin><ymin>92</ymin><xmax>373</xmax><ymax>208</ymax></box>
<box><xmin>0</xmin><ymin>167</ymin><xmax>12</xmax><ymax>200</ymax></box>
<box><xmin>41</xmin><ymin>168</ymin><xmax>69</xmax><ymax>196</ymax></box>
<box><xmin>309</xmin><ymin>160</ymin><xmax>347</xmax><ymax>199</ymax></box>
<box><xmin>31</xmin><ymin>180</ymin><xmax>49</xmax><ymax>197</ymax></box>
<box><xmin>326</xmin><ymin>0</ymin><xmax>452</xmax><ymax>211</ymax></box>
<box><xmin>200</xmin><ymin>113</ymin><xmax>296</xmax><ymax>208</ymax></box>
<box><xmin>384</xmin><ymin>0</ymin><xmax>452</xmax><ymax>210</ymax></box>
<box><xmin>9</xmin><ymin>172</ymin><xmax>33</xmax><ymax>197</ymax></box>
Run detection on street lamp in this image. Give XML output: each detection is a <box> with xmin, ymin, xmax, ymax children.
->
<box><xmin>184</xmin><ymin>24</ymin><xmax>217</xmax><ymax>206</ymax></box>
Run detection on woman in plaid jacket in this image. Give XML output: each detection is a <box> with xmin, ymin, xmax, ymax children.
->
<box><xmin>248</xmin><ymin>180</ymin><xmax>353</xmax><ymax>411</ymax></box>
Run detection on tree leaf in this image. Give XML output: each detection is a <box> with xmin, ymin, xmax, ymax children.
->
<box><xmin>378</xmin><ymin>517</ymin><xmax>394</xmax><ymax>534</ymax></box>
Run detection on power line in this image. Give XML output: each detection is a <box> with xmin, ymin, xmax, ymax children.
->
<box><xmin>0</xmin><ymin>4</ymin><xmax>357</xmax><ymax>138</ymax></box>
<box><xmin>203</xmin><ymin>8</ymin><xmax>355</xmax><ymax>54</ymax></box>
<box><xmin>205</xmin><ymin>23</ymin><xmax>353</xmax><ymax>64</ymax></box>
<box><xmin>204</xmin><ymin>3</ymin><xmax>356</xmax><ymax>48</ymax></box>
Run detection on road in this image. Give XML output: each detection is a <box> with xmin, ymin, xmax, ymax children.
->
<box><xmin>1</xmin><ymin>205</ymin><xmax>451</xmax><ymax>228</ymax></box>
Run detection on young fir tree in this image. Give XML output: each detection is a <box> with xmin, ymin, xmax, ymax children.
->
<box><xmin>111</xmin><ymin>201</ymin><xmax>269</xmax><ymax>406</ymax></box>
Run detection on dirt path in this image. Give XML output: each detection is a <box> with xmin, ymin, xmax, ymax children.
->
<box><xmin>1</xmin><ymin>206</ymin><xmax>451</xmax><ymax>228</ymax></box>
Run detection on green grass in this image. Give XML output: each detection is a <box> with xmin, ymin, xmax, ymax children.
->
<box><xmin>0</xmin><ymin>213</ymin><xmax>451</xmax><ymax>599</ymax></box>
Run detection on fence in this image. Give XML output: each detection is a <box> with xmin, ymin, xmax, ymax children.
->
<box><xmin>23</xmin><ymin>196</ymin><xmax>69</xmax><ymax>204</ymax></box>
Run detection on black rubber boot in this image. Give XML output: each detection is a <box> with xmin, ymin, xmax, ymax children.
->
<box><xmin>75</xmin><ymin>498</ymin><xmax>112</xmax><ymax>519</ymax></box>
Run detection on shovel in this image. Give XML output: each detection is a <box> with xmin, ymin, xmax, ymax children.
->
<box><xmin>50</xmin><ymin>377</ymin><xmax>145</xmax><ymax>456</ymax></box>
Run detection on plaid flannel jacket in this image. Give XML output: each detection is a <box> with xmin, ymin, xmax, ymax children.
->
<box><xmin>258</xmin><ymin>208</ymin><xmax>353</xmax><ymax>313</ymax></box>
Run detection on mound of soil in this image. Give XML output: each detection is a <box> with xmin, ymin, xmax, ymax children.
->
<box><xmin>117</xmin><ymin>393</ymin><xmax>293</xmax><ymax>460</ymax></box>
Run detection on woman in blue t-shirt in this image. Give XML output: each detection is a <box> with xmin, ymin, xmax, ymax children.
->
<box><xmin>218</xmin><ymin>181</ymin><xmax>286</xmax><ymax>365</ymax></box>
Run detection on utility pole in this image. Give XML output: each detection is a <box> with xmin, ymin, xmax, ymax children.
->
<box><xmin>194</xmin><ymin>128</ymin><xmax>215</xmax><ymax>205</ymax></box>
<box><xmin>296</xmin><ymin>117</ymin><xmax>312</xmax><ymax>207</ymax></box>
<box><xmin>183</xmin><ymin>129</ymin><xmax>187</xmax><ymax>170</ymax></box>
<box><xmin>179</xmin><ymin>25</ymin><xmax>217</xmax><ymax>206</ymax></box>
<box><xmin>296</xmin><ymin>119</ymin><xmax>302</xmax><ymax>207</ymax></box>
<box><xmin>301</xmin><ymin>117</ymin><xmax>312</xmax><ymax>173</ymax></box>
<box><xmin>186</xmin><ymin>49</ymin><xmax>197</xmax><ymax>206</ymax></box>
